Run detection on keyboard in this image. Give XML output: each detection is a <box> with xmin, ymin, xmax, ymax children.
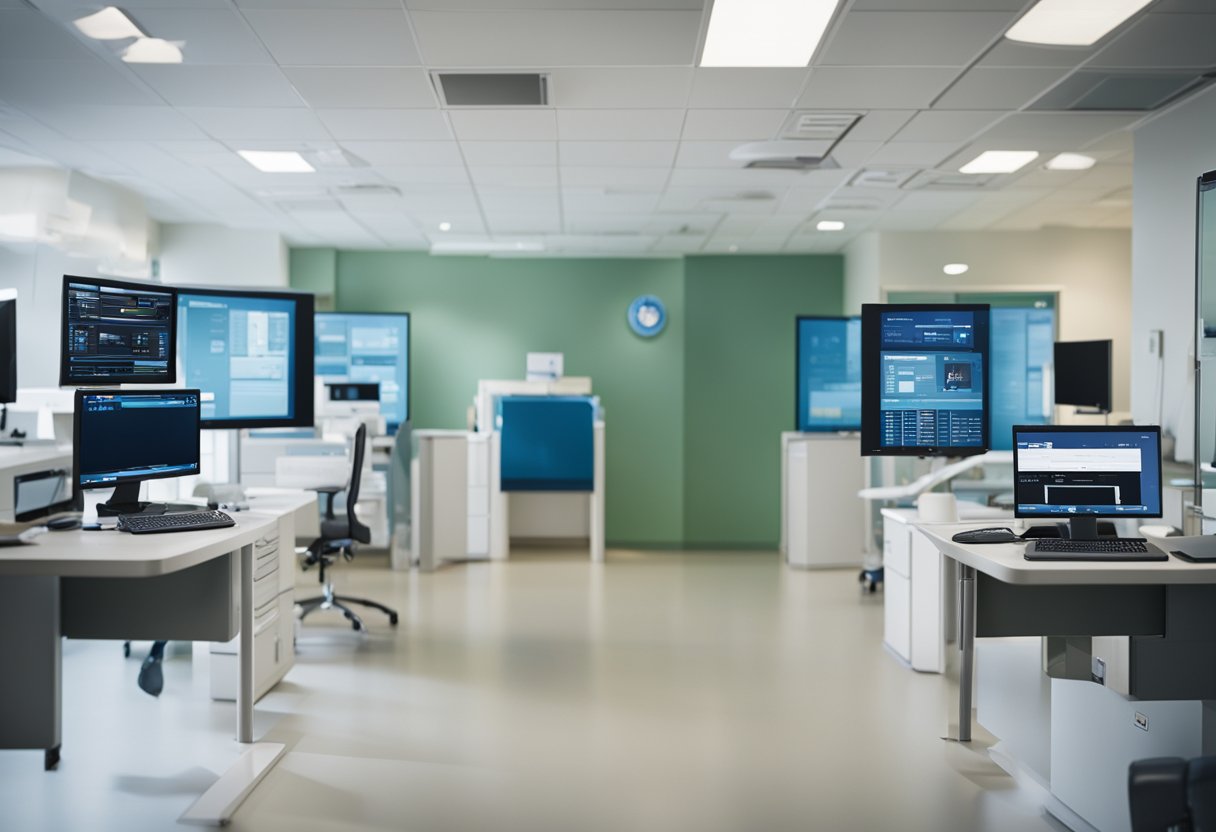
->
<box><xmin>117</xmin><ymin>510</ymin><xmax>235</xmax><ymax>535</ymax></box>
<box><xmin>1025</xmin><ymin>537</ymin><xmax>1166</xmax><ymax>562</ymax></box>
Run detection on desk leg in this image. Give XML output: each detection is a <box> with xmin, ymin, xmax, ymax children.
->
<box><xmin>180</xmin><ymin>544</ymin><xmax>285</xmax><ymax>826</ymax></box>
<box><xmin>957</xmin><ymin>564</ymin><xmax>976</xmax><ymax>743</ymax></box>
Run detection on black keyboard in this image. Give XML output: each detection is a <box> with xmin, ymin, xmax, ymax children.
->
<box><xmin>117</xmin><ymin>510</ymin><xmax>235</xmax><ymax>535</ymax></box>
<box><xmin>1025</xmin><ymin>537</ymin><xmax>1166</xmax><ymax>562</ymax></box>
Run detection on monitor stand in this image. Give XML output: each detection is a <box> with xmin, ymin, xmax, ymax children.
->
<box><xmin>96</xmin><ymin>482</ymin><xmax>164</xmax><ymax>517</ymax></box>
<box><xmin>1062</xmin><ymin>516</ymin><xmax>1100</xmax><ymax>541</ymax></box>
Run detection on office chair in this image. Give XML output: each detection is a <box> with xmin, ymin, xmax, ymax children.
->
<box><xmin>297</xmin><ymin>423</ymin><xmax>399</xmax><ymax>632</ymax></box>
<box><xmin>1129</xmin><ymin>756</ymin><xmax>1216</xmax><ymax>831</ymax></box>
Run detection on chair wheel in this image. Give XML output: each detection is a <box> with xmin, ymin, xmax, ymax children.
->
<box><xmin>123</xmin><ymin>642</ymin><xmax>131</xmax><ymax>658</ymax></box>
<box><xmin>389</xmin><ymin>613</ymin><xmax>399</xmax><ymax>626</ymax></box>
<box><xmin>351</xmin><ymin>621</ymin><xmax>362</xmax><ymax>631</ymax></box>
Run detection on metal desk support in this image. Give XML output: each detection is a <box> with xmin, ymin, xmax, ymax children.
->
<box><xmin>957</xmin><ymin>564</ymin><xmax>977</xmax><ymax>742</ymax></box>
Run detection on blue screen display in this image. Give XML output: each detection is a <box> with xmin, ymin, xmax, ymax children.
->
<box><xmin>878</xmin><ymin>310</ymin><xmax>984</xmax><ymax>449</ymax></box>
<box><xmin>989</xmin><ymin>307</ymin><xmax>1055</xmax><ymax>451</ymax></box>
<box><xmin>796</xmin><ymin>317</ymin><xmax>860</xmax><ymax>432</ymax></box>
<box><xmin>498</xmin><ymin>396</ymin><xmax>594</xmax><ymax>492</ymax></box>
<box><xmin>178</xmin><ymin>292</ymin><xmax>298</xmax><ymax>424</ymax></box>
<box><xmin>315</xmin><ymin>313</ymin><xmax>409</xmax><ymax>430</ymax></box>
<box><xmin>78</xmin><ymin>391</ymin><xmax>200</xmax><ymax>487</ymax></box>
<box><xmin>1014</xmin><ymin>429</ymin><xmax>1161</xmax><ymax>517</ymax></box>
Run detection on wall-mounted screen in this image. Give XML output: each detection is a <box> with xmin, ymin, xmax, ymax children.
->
<box><xmin>176</xmin><ymin>287</ymin><xmax>315</xmax><ymax>429</ymax></box>
<box><xmin>861</xmin><ymin>304</ymin><xmax>990</xmax><ymax>456</ymax></box>
<box><xmin>60</xmin><ymin>275</ymin><xmax>176</xmax><ymax>385</ymax></box>
<box><xmin>315</xmin><ymin>312</ymin><xmax>410</xmax><ymax>432</ymax></box>
<box><xmin>1054</xmin><ymin>339</ymin><xmax>1113</xmax><ymax>414</ymax></box>
<box><xmin>795</xmin><ymin>316</ymin><xmax>860</xmax><ymax>432</ymax></box>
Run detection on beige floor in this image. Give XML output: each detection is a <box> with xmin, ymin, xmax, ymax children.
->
<box><xmin>0</xmin><ymin>550</ymin><xmax>1066</xmax><ymax>831</ymax></box>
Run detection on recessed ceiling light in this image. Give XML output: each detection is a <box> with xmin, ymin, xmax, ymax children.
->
<box><xmin>817</xmin><ymin>220</ymin><xmax>845</xmax><ymax>231</ymax></box>
<box><xmin>73</xmin><ymin>7</ymin><xmax>143</xmax><ymax>40</ymax></box>
<box><xmin>728</xmin><ymin>244</ymin><xmax>739</xmax><ymax>252</ymax></box>
<box><xmin>431</xmin><ymin>240</ymin><xmax>543</xmax><ymax>255</ymax></box>
<box><xmin>701</xmin><ymin>0</ymin><xmax>842</xmax><ymax>67</ymax></box>
<box><xmin>1005</xmin><ymin>0</ymin><xmax>1152</xmax><ymax>47</ymax></box>
<box><xmin>959</xmin><ymin>150</ymin><xmax>1039</xmax><ymax>175</ymax></box>
<box><xmin>438</xmin><ymin>221</ymin><xmax>452</xmax><ymax>232</ymax></box>
<box><xmin>121</xmin><ymin>37</ymin><xmax>183</xmax><ymax>64</ymax></box>
<box><xmin>943</xmin><ymin>263</ymin><xmax>970</xmax><ymax>276</ymax></box>
<box><xmin>1045</xmin><ymin>152</ymin><xmax>1096</xmax><ymax>171</ymax></box>
<box><xmin>237</xmin><ymin>150</ymin><xmax>314</xmax><ymax>173</ymax></box>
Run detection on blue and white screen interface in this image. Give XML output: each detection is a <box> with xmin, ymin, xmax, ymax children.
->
<box><xmin>878</xmin><ymin>310</ymin><xmax>984</xmax><ymax>450</ymax></box>
<box><xmin>797</xmin><ymin>317</ymin><xmax>860</xmax><ymax>432</ymax></box>
<box><xmin>78</xmin><ymin>392</ymin><xmax>200</xmax><ymax>487</ymax></box>
<box><xmin>315</xmin><ymin>313</ymin><xmax>408</xmax><ymax>430</ymax></box>
<box><xmin>1015</xmin><ymin>429</ymin><xmax>1161</xmax><ymax>517</ymax></box>
<box><xmin>989</xmin><ymin>307</ymin><xmax>1055</xmax><ymax>451</ymax></box>
<box><xmin>178</xmin><ymin>293</ymin><xmax>297</xmax><ymax>422</ymax></box>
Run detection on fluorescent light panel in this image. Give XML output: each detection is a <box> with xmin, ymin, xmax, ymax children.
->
<box><xmin>431</xmin><ymin>240</ymin><xmax>544</xmax><ymax>255</ymax></box>
<box><xmin>701</xmin><ymin>0</ymin><xmax>842</xmax><ymax>67</ymax></box>
<box><xmin>817</xmin><ymin>220</ymin><xmax>845</xmax><ymax>231</ymax></box>
<box><xmin>1005</xmin><ymin>0</ymin><xmax>1153</xmax><ymax>47</ymax></box>
<box><xmin>237</xmin><ymin>150</ymin><xmax>315</xmax><ymax>173</ymax></box>
<box><xmin>959</xmin><ymin>150</ymin><xmax>1039</xmax><ymax>174</ymax></box>
<box><xmin>74</xmin><ymin>7</ymin><xmax>143</xmax><ymax>40</ymax></box>
<box><xmin>1045</xmin><ymin>152</ymin><xmax>1096</xmax><ymax>171</ymax></box>
<box><xmin>122</xmin><ymin>38</ymin><xmax>183</xmax><ymax>64</ymax></box>
<box><xmin>943</xmin><ymin>263</ymin><xmax>969</xmax><ymax>276</ymax></box>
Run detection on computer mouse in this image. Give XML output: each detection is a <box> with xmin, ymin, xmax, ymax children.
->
<box><xmin>46</xmin><ymin>516</ymin><xmax>82</xmax><ymax>532</ymax></box>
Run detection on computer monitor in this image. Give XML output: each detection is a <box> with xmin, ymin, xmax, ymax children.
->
<box><xmin>73</xmin><ymin>389</ymin><xmax>201</xmax><ymax>517</ymax></box>
<box><xmin>860</xmin><ymin>304</ymin><xmax>991</xmax><ymax>456</ymax></box>
<box><xmin>795</xmin><ymin>316</ymin><xmax>860</xmax><ymax>432</ymax></box>
<box><xmin>988</xmin><ymin>306</ymin><xmax>1055</xmax><ymax>451</ymax></box>
<box><xmin>176</xmin><ymin>287</ymin><xmax>315</xmax><ymax>429</ymax></box>
<box><xmin>1013</xmin><ymin>424</ymin><xmax>1162</xmax><ymax>540</ymax></box>
<box><xmin>315</xmin><ymin>312</ymin><xmax>409</xmax><ymax>432</ymax></box>
<box><xmin>1054</xmin><ymin>339</ymin><xmax>1112</xmax><ymax>413</ymax></box>
<box><xmin>60</xmin><ymin>275</ymin><xmax>176</xmax><ymax>385</ymax></box>
<box><xmin>0</xmin><ymin>289</ymin><xmax>15</xmax><ymax>405</ymax></box>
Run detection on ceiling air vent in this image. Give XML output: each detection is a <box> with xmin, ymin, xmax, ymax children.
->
<box><xmin>778</xmin><ymin>111</ymin><xmax>861</xmax><ymax>142</ymax></box>
<box><xmin>1029</xmin><ymin>71</ymin><xmax>1215</xmax><ymax>111</ymax></box>
<box><xmin>332</xmin><ymin>184</ymin><xmax>401</xmax><ymax>197</ymax></box>
<box><xmin>850</xmin><ymin>169</ymin><xmax>918</xmax><ymax>189</ymax></box>
<box><xmin>435</xmin><ymin>73</ymin><xmax>549</xmax><ymax>107</ymax></box>
<box><xmin>904</xmin><ymin>171</ymin><xmax>997</xmax><ymax>190</ymax></box>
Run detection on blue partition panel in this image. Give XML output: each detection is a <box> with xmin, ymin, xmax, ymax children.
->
<box><xmin>498</xmin><ymin>396</ymin><xmax>595</xmax><ymax>492</ymax></box>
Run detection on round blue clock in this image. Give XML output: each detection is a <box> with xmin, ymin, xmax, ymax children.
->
<box><xmin>627</xmin><ymin>295</ymin><xmax>666</xmax><ymax>338</ymax></box>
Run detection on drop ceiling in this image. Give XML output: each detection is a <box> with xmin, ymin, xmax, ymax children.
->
<box><xmin>0</xmin><ymin>0</ymin><xmax>1211</xmax><ymax>256</ymax></box>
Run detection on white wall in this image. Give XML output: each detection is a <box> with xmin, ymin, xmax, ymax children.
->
<box><xmin>158</xmin><ymin>223</ymin><xmax>288</xmax><ymax>288</ymax></box>
<box><xmin>1130</xmin><ymin>85</ymin><xmax>1216</xmax><ymax>462</ymax></box>
<box><xmin>843</xmin><ymin>228</ymin><xmax>1133</xmax><ymax>414</ymax></box>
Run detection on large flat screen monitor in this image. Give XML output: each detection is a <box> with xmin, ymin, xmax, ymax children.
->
<box><xmin>989</xmin><ymin>306</ymin><xmax>1055</xmax><ymax>451</ymax></box>
<box><xmin>0</xmin><ymin>290</ymin><xmax>14</xmax><ymax>404</ymax></box>
<box><xmin>60</xmin><ymin>275</ymin><xmax>176</xmax><ymax>385</ymax></box>
<box><xmin>73</xmin><ymin>389</ymin><xmax>201</xmax><ymax>516</ymax></box>
<box><xmin>1053</xmin><ymin>339</ymin><xmax>1112</xmax><ymax>413</ymax></box>
<box><xmin>861</xmin><ymin>304</ymin><xmax>990</xmax><ymax>456</ymax></box>
<box><xmin>315</xmin><ymin>312</ymin><xmax>410</xmax><ymax>432</ymax></box>
<box><xmin>1013</xmin><ymin>425</ymin><xmax>1161</xmax><ymax>538</ymax></box>
<box><xmin>795</xmin><ymin>316</ymin><xmax>860</xmax><ymax>432</ymax></box>
<box><xmin>176</xmin><ymin>287</ymin><xmax>315</xmax><ymax>429</ymax></box>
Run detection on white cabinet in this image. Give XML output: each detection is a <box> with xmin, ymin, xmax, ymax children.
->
<box><xmin>882</xmin><ymin>514</ymin><xmax>913</xmax><ymax>663</ymax></box>
<box><xmin>781</xmin><ymin>433</ymin><xmax>866</xmax><ymax>569</ymax></box>
<box><xmin>881</xmin><ymin>509</ymin><xmax>963</xmax><ymax>673</ymax></box>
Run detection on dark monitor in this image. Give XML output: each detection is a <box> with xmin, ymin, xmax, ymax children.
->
<box><xmin>1013</xmin><ymin>424</ymin><xmax>1161</xmax><ymax>539</ymax></box>
<box><xmin>327</xmin><ymin>382</ymin><xmax>380</xmax><ymax>402</ymax></box>
<box><xmin>60</xmin><ymin>275</ymin><xmax>176</xmax><ymax>385</ymax></box>
<box><xmin>860</xmin><ymin>304</ymin><xmax>990</xmax><ymax>456</ymax></box>
<box><xmin>176</xmin><ymin>287</ymin><xmax>315</xmax><ymax>429</ymax></box>
<box><xmin>0</xmin><ymin>292</ymin><xmax>14</xmax><ymax>404</ymax></box>
<box><xmin>796</xmin><ymin>316</ymin><xmax>860</xmax><ymax>432</ymax></box>
<box><xmin>73</xmin><ymin>389</ymin><xmax>201</xmax><ymax>517</ymax></box>
<box><xmin>315</xmin><ymin>312</ymin><xmax>409</xmax><ymax>432</ymax></box>
<box><xmin>1053</xmin><ymin>339</ymin><xmax>1112</xmax><ymax>413</ymax></box>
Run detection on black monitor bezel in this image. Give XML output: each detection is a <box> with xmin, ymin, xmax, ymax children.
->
<box><xmin>0</xmin><ymin>294</ymin><xmax>15</xmax><ymax>404</ymax></box>
<box><xmin>314</xmin><ymin>310</ymin><xmax>411</xmax><ymax>427</ymax></box>
<box><xmin>174</xmin><ymin>284</ymin><xmax>316</xmax><ymax>430</ymax></box>
<box><xmin>1011</xmin><ymin>423</ymin><xmax>1163</xmax><ymax>520</ymax></box>
<box><xmin>59</xmin><ymin>275</ymin><xmax>178</xmax><ymax>387</ymax></box>
<box><xmin>860</xmin><ymin>303</ymin><xmax>992</xmax><ymax>457</ymax></box>
<box><xmin>1053</xmin><ymin>339</ymin><xmax>1113</xmax><ymax>412</ymax></box>
<box><xmin>72</xmin><ymin>388</ymin><xmax>202</xmax><ymax>502</ymax></box>
<box><xmin>794</xmin><ymin>314</ymin><xmax>860</xmax><ymax>433</ymax></box>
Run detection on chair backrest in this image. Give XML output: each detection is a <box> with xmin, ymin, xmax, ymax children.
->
<box><xmin>346</xmin><ymin>423</ymin><xmax>371</xmax><ymax>544</ymax></box>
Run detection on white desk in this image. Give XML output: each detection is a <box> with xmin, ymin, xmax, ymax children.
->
<box><xmin>0</xmin><ymin>504</ymin><xmax>304</xmax><ymax>826</ymax></box>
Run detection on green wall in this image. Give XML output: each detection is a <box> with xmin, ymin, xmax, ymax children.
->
<box><xmin>292</xmin><ymin>249</ymin><xmax>843</xmax><ymax>549</ymax></box>
<box><xmin>683</xmin><ymin>255</ymin><xmax>844</xmax><ymax>547</ymax></box>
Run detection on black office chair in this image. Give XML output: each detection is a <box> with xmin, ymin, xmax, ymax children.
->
<box><xmin>1129</xmin><ymin>756</ymin><xmax>1216</xmax><ymax>831</ymax></box>
<box><xmin>297</xmin><ymin>423</ymin><xmax>399</xmax><ymax>632</ymax></box>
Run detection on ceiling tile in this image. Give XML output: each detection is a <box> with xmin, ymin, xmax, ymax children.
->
<box><xmin>892</xmin><ymin>110</ymin><xmax>1004</xmax><ymax>142</ymax></box>
<box><xmin>979</xmin><ymin>40</ymin><xmax>1097</xmax><ymax>69</ymax></box>
<box><xmin>408</xmin><ymin>11</ymin><xmax>700</xmax><ymax>66</ymax></box>
<box><xmin>1090</xmin><ymin>14</ymin><xmax>1216</xmax><ymax>69</ymax></box>
<box><xmin>0</xmin><ymin>59</ymin><xmax>158</xmax><ymax>108</ymax></box>
<box><xmin>798</xmin><ymin>68</ymin><xmax>959</xmax><ymax>109</ymax></box>
<box><xmin>850</xmin><ymin>0</ymin><xmax>1025</xmax><ymax>8</ymax></box>
<box><xmin>559</xmin><ymin>167</ymin><xmax>670</xmax><ymax>188</ymax></box>
<box><xmin>551</xmin><ymin>68</ymin><xmax>692</xmax><ymax>108</ymax></box>
<box><xmin>865</xmin><ymin>142</ymin><xmax>961</xmax><ymax>167</ymax></box>
<box><xmin>181</xmin><ymin>106</ymin><xmax>331</xmax><ymax>140</ymax></box>
<box><xmin>934</xmin><ymin>67</ymin><xmax>1071</xmax><ymax>109</ymax></box>
<box><xmin>460</xmin><ymin>141</ymin><xmax>556</xmax><ymax>166</ymax></box>
<box><xmin>559</xmin><ymin>141</ymin><xmax>677</xmax><ymax>167</ymax></box>
<box><xmin>675</xmin><ymin>141</ymin><xmax>743</xmax><ymax>168</ymax></box>
<box><xmin>23</xmin><ymin>106</ymin><xmax>207</xmax><ymax>141</ymax></box>
<box><xmin>681</xmin><ymin>110</ymin><xmax>788</xmax><ymax>141</ymax></box>
<box><xmin>688</xmin><ymin>69</ymin><xmax>809</xmax><ymax>109</ymax></box>
<box><xmin>376</xmin><ymin>165</ymin><xmax>470</xmax><ymax>185</ymax></box>
<box><xmin>132</xmin><ymin>65</ymin><xmax>305</xmax><ymax>107</ymax></box>
<box><xmin>971</xmin><ymin>112</ymin><xmax>1142</xmax><ymax>150</ymax></box>
<box><xmin>468</xmin><ymin>166</ymin><xmax>558</xmax><ymax>188</ymax></box>
<box><xmin>339</xmin><ymin>140</ymin><xmax>464</xmax><ymax>166</ymax></box>
<box><xmin>316</xmin><ymin>109</ymin><xmax>453</xmax><ymax>140</ymax></box>
<box><xmin>817</xmin><ymin>12</ymin><xmax>1017</xmax><ymax>67</ymax></box>
<box><xmin>282</xmin><ymin>68</ymin><xmax>438</xmax><ymax>109</ymax></box>
<box><xmin>845</xmin><ymin>111</ymin><xmax>916</xmax><ymax>142</ymax></box>
<box><xmin>557</xmin><ymin>109</ymin><xmax>685</xmax><ymax>141</ymax></box>
<box><xmin>406</xmin><ymin>0</ymin><xmax>705</xmax><ymax>7</ymax></box>
<box><xmin>829</xmin><ymin>140</ymin><xmax>883</xmax><ymax>168</ymax></box>
<box><xmin>0</xmin><ymin>9</ymin><xmax>96</xmax><ymax>61</ymax></box>
<box><xmin>449</xmin><ymin>110</ymin><xmax>556</xmax><ymax>141</ymax></box>
<box><xmin>241</xmin><ymin>9</ymin><xmax>420</xmax><ymax>66</ymax></box>
<box><xmin>124</xmin><ymin>9</ymin><xmax>276</xmax><ymax>65</ymax></box>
